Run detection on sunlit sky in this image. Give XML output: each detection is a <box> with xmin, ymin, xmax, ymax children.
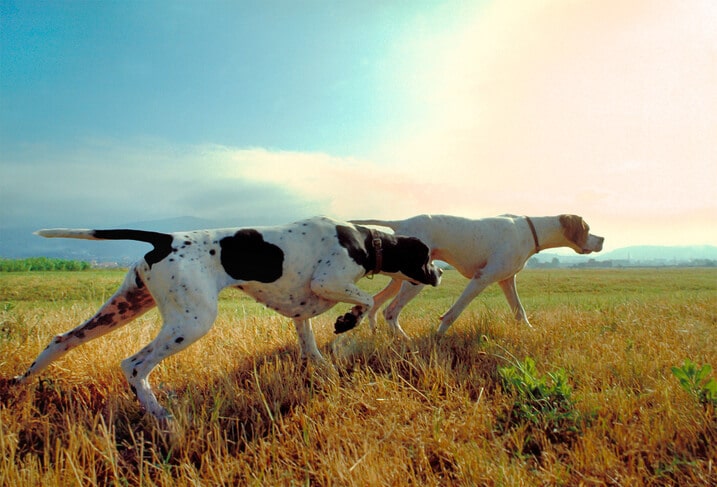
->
<box><xmin>1</xmin><ymin>0</ymin><xmax>715</xmax><ymax>251</ymax></box>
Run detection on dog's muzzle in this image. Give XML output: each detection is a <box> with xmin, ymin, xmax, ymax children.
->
<box><xmin>582</xmin><ymin>235</ymin><xmax>605</xmax><ymax>254</ymax></box>
<box><xmin>428</xmin><ymin>266</ymin><xmax>443</xmax><ymax>286</ymax></box>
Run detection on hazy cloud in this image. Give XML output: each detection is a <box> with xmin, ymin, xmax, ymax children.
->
<box><xmin>0</xmin><ymin>140</ymin><xmax>322</xmax><ymax>228</ymax></box>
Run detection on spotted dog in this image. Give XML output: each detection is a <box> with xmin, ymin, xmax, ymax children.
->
<box><xmin>351</xmin><ymin>214</ymin><xmax>604</xmax><ymax>337</ymax></box>
<box><xmin>12</xmin><ymin>216</ymin><xmax>442</xmax><ymax>419</ymax></box>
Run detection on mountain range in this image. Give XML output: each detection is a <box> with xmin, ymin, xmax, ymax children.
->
<box><xmin>1</xmin><ymin>217</ymin><xmax>716</xmax><ymax>267</ymax></box>
<box><xmin>531</xmin><ymin>245</ymin><xmax>717</xmax><ymax>267</ymax></box>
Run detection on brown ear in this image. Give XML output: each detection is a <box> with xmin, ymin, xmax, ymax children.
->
<box><xmin>559</xmin><ymin>214</ymin><xmax>587</xmax><ymax>246</ymax></box>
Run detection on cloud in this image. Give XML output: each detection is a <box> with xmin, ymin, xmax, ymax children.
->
<box><xmin>0</xmin><ymin>139</ymin><xmax>443</xmax><ymax>229</ymax></box>
<box><xmin>0</xmin><ymin>140</ymin><xmax>320</xmax><ymax>228</ymax></box>
<box><xmin>378</xmin><ymin>0</ymin><xmax>717</xmax><ymax>221</ymax></box>
<box><xmin>211</xmin><ymin>146</ymin><xmax>447</xmax><ymax>218</ymax></box>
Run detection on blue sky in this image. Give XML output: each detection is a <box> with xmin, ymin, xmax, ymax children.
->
<box><xmin>2</xmin><ymin>1</ymin><xmax>439</xmax><ymax>153</ymax></box>
<box><xmin>1</xmin><ymin>0</ymin><xmax>716</xmax><ymax>249</ymax></box>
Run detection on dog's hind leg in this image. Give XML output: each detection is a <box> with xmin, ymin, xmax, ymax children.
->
<box><xmin>436</xmin><ymin>275</ymin><xmax>491</xmax><ymax>335</ymax></box>
<box><xmin>498</xmin><ymin>275</ymin><xmax>531</xmax><ymax>326</ymax></box>
<box><xmin>121</xmin><ymin>294</ymin><xmax>218</xmax><ymax>419</ymax></box>
<box><xmin>13</xmin><ymin>267</ymin><xmax>156</xmax><ymax>383</ymax></box>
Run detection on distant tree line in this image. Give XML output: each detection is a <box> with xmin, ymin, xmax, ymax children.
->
<box><xmin>0</xmin><ymin>257</ymin><xmax>91</xmax><ymax>272</ymax></box>
<box><xmin>527</xmin><ymin>257</ymin><xmax>717</xmax><ymax>269</ymax></box>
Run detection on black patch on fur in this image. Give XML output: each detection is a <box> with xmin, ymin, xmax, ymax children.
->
<box><xmin>336</xmin><ymin>225</ymin><xmax>373</xmax><ymax>273</ymax></box>
<box><xmin>93</xmin><ymin>229</ymin><xmax>174</xmax><ymax>268</ymax></box>
<box><xmin>334</xmin><ymin>305</ymin><xmax>365</xmax><ymax>334</ymax></box>
<box><xmin>385</xmin><ymin>235</ymin><xmax>437</xmax><ymax>284</ymax></box>
<box><xmin>337</xmin><ymin>225</ymin><xmax>436</xmax><ymax>285</ymax></box>
<box><xmin>219</xmin><ymin>229</ymin><xmax>284</xmax><ymax>282</ymax></box>
<box><xmin>334</xmin><ymin>311</ymin><xmax>359</xmax><ymax>334</ymax></box>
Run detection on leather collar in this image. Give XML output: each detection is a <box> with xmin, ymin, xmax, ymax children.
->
<box><xmin>525</xmin><ymin>216</ymin><xmax>540</xmax><ymax>254</ymax></box>
<box><xmin>369</xmin><ymin>229</ymin><xmax>383</xmax><ymax>276</ymax></box>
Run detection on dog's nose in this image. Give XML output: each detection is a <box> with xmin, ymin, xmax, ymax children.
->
<box><xmin>431</xmin><ymin>266</ymin><xmax>443</xmax><ymax>286</ymax></box>
<box><xmin>597</xmin><ymin>236</ymin><xmax>605</xmax><ymax>250</ymax></box>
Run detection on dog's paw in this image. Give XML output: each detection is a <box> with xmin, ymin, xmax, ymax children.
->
<box><xmin>334</xmin><ymin>312</ymin><xmax>358</xmax><ymax>334</ymax></box>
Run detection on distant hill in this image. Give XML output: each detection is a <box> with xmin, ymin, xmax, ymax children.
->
<box><xmin>530</xmin><ymin>245</ymin><xmax>717</xmax><ymax>268</ymax></box>
<box><xmin>596</xmin><ymin>245</ymin><xmax>717</xmax><ymax>262</ymax></box>
<box><xmin>1</xmin><ymin>218</ymin><xmax>716</xmax><ymax>268</ymax></box>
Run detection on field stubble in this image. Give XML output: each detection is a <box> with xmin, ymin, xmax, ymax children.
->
<box><xmin>0</xmin><ymin>268</ymin><xmax>715</xmax><ymax>486</ymax></box>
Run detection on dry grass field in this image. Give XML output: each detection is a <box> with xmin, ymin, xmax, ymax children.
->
<box><xmin>1</xmin><ymin>267</ymin><xmax>715</xmax><ymax>486</ymax></box>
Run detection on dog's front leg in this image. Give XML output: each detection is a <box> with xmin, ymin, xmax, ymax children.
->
<box><xmin>334</xmin><ymin>304</ymin><xmax>369</xmax><ymax>334</ymax></box>
<box><xmin>381</xmin><ymin>281</ymin><xmax>425</xmax><ymax>340</ymax></box>
<box><xmin>309</xmin><ymin>279</ymin><xmax>373</xmax><ymax>334</ymax></box>
<box><xmin>366</xmin><ymin>278</ymin><xmax>403</xmax><ymax>331</ymax></box>
<box><xmin>292</xmin><ymin>319</ymin><xmax>324</xmax><ymax>362</ymax></box>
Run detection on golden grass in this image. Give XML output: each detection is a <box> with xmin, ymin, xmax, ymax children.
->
<box><xmin>1</xmin><ymin>268</ymin><xmax>715</xmax><ymax>486</ymax></box>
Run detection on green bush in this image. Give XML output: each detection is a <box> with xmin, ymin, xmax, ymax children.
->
<box><xmin>671</xmin><ymin>359</ymin><xmax>717</xmax><ymax>406</ymax></box>
<box><xmin>498</xmin><ymin>357</ymin><xmax>585</xmax><ymax>453</ymax></box>
<box><xmin>0</xmin><ymin>257</ymin><xmax>91</xmax><ymax>272</ymax></box>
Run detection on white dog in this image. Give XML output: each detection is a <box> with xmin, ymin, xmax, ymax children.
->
<box><xmin>351</xmin><ymin>214</ymin><xmax>604</xmax><ymax>337</ymax></box>
<box><xmin>12</xmin><ymin>216</ymin><xmax>441</xmax><ymax>418</ymax></box>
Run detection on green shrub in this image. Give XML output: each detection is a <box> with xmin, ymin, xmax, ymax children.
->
<box><xmin>0</xmin><ymin>257</ymin><xmax>91</xmax><ymax>272</ymax></box>
<box><xmin>498</xmin><ymin>357</ymin><xmax>584</xmax><ymax>453</ymax></box>
<box><xmin>671</xmin><ymin>359</ymin><xmax>717</xmax><ymax>406</ymax></box>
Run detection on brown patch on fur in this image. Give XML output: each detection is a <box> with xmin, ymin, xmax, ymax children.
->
<box><xmin>559</xmin><ymin>214</ymin><xmax>588</xmax><ymax>248</ymax></box>
<box><xmin>63</xmin><ymin>286</ymin><xmax>155</xmax><ymax>341</ymax></box>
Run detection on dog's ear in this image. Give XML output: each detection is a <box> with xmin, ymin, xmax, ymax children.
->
<box><xmin>559</xmin><ymin>214</ymin><xmax>588</xmax><ymax>246</ymax></box>
<box><xmin>402</xmin><ymin>236</ymin><xmax>431</xmax><ymax>262</ymax></box>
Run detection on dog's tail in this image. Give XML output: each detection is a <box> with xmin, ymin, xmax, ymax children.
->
<box><xmin>36</xmin><ymin>228</ymin><xmax>172</xmax><ymax>245</ymax></box>
<box><xmin>36</xmin><ymin>228</ymin><xmax>174</xmax><ymax>266</ymax></box>
<box><xmin>35</xmin><ymin>228</ymin><xmax>96</xmax><ymax>240</ymax></box>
